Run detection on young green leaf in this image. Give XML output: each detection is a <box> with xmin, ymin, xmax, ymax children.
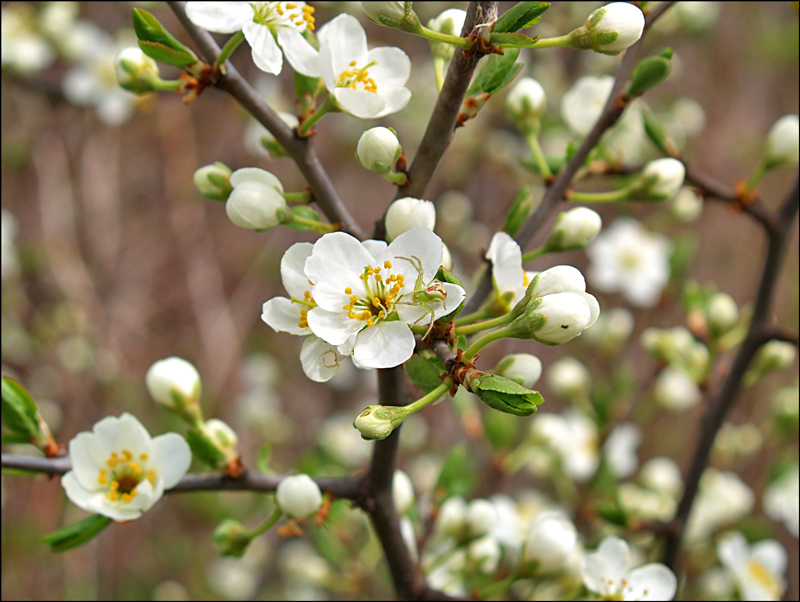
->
<box><xmin>493</xmin><ymin>2</ymin><xmax>550</xmax><ymax>34</ymax></box>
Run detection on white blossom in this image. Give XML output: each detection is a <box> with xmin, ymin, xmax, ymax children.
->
<box><xmin>763</xmin><ymin>468</ymin><xmax>799</xmax><ymax>537</ymax></box>
<box><xmin>393</xmin><ymin>470</ymin><xmax>415</xmax><ymax>515</ymax></box>
<box><xmin>652</xmin><ymin>365</ymin><xmax>702</xmax><ymax>412</ymax></box>
<box><xmin>638</xmin><ymin>457</ymin><xmax>682</xmax><ymax>498</ymax></box>
<box><xmin>61</xmin><ymin>413</ymin><xmax>191</xmax><ymax>521</ymax></box>
<box><xmin>587</xmin><ymin>217</ymin><xmax>671</xmax><ymax>308</ymax></box>
<box><xmin>185</xmin><ymin>2</ymin><xmax>319</xmax><ymax>76</ymax></box>
<box><xmin>685</xmin><ymin>469</ymin><xmax>754</xmax><ymax>544</ymax></box>
<box><xmin>276</xmin><ymin>474</ymin><xmax>323</xmax><ymax>519</ymax></box>
<box><xmin>523</xmin><ymin>511</ymin><xmax>578</xmax><ymax>573</ymax></box>
<box><xmin>603</xmin><ymin>423</ymin><xmax>642</xmax><ymax>478</ymax></box>
<box><xmin>717</xmin><ymin>532</ymin><xmax>787</xmax><ymax>601</ymax></box>
<box><xmin>581</xmin><ymin>536</ymin><xmax>677</xmax><ymax>600</ymax></box>
<box><xmin>467</xmin><ymin>535</ymin><xmax>502</xmax><ymax>574</ymax></box>
<box><xmin>546</xmin><ymin>356</ymin><xmax>591</xmax><ymax>400</ymax></box>
<box><xmin>385</xmin><ymin>197</ymin><xmax>436</xmax><ymax>241</ymax></box>
<box><xmin>561</xmin><ymin>75</ymin><xmax>614</xmax><ymax>137</ymax></box>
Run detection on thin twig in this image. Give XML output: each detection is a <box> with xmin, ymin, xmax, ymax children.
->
<box><xmin>462</xmin><ymin>2</ymin><xmax>676</xmax><ymax>315</ymax></box>
<box><xmin>1</xmin><ymin>453</ymin><xmax>361</xmax><ymax>498</ymax></box>
<box><xmin>661</xmin><ymin>172</ymin><xmax>799</xmax><ymax>570</ymax></box>
<box><xmin>166</xmin><ymin>1</ymin><xmax>365</xmax><ymax>239</ymax></box>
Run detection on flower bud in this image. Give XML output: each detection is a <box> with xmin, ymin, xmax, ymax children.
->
<box><xmin>356</xmin><ymin>127</ymin><xmax>402</xmax><ymax>175</ymax></box>
<box><xmin>441</xmin><ymin>242</ymin><xmax>454</xmax><ymax>271</ymax></box>
<box><xmin>194</xmin><ymin>162</ymin><xmax>233</xmax><ymax>202</ymax></box>
<box><xmin>652</xmin><ymin>365</ymin><xmax>702</xmax><ymax>412</ymax></box>
<box><xmin>506</xmin><ymin>78</ymin><xmax>546</xmax><ymax>132</ymax></box>
<box><xmin>749</xmin><ymin>340</ymin><xmax>797</xmax><ymax>382</ymax></box>
<box><xmin>226</xmin><ymin>168</ymin><xmax>287</xmax><ymax>230</ymax></box>
<box><xmin>435</xmin><ymin>496</ymin><xmax>467</xmax><ymax>537</ymax></box>
<box><xmin>573</xmin><ymin>2</ymin><xmax>645</xmax><ymax>55</ymax></box>
<box><xmin>582</xmin><ymin>307</ymin><xmax>634</xmax><ymax>350</ymax></box>
<box><xmin>639</xmin><ymin>457</ymin><xmax>683</xmax><ymax>498</ymax></box>
<box><xmin>468</xmin><ymin>536</ymin><xmax>501</xmax><ymax>574</ymax></box>
<box><xmin>668</xmin><ymin>187</ymin><xmax>704</xmax><ymax>222</ymax></box>
<box><xmin>523</xmin><ymin>512</ymin><xmax>578</xmax><ymax>573</ymax></box>
<box><xmin>205</xmin><ymin>418</ymin><xmax>239</xmax><ymax>457</ymax></box>
<box><xmin>385</xmin><ymin>197</ymin><xmax>436</xmax><ymax>241</ymax></box>
<box><xmin>707</xmin><ymin>293</ymin><xmax>738</xmax><ymax>337</ymax></box>
<box><xmin>511</xmin><ymin>292</ymin><xmax>600</xmax><ymax>345</ymax></box>
<box><xmin>393</xmin><ymin>470</ymin><xmax>415</xmax><ymax>515</ymax></box>
<box><xmin>114</xmin><ymin>47</ymin><xmax>160</xmax><ymax>94</ymax></box>
<box><xmin>362</xmin><ymin>2</ymin><xmax>419</xmax><ymax>32</ymax></box>
<box><xmin>213</xmin><ymin>519</ymin><xmax>252</xmax><ymax>558</ymax></box>
<box><xmin>546</xmin><ymin>356</ymin><xmax>591</xmax><ymax>400</ymax></box>
<box><xmin>561</xmin><ymin>75</ymin><xmax>615</xmax><ymax>137</ymax></box>
<box><xmin>465</xmin><ymin>499</ymin><xmax>497</xmax><ymax>539</ymax></box>
<box><xmin>353</xmin><ymin>404</ymin><xmax>404</xmax><ymax>440</ymax></box>
<box><xmin>764</xmin><ymin>114</ymin><xmax>799</xmax><ymax>168</ymax></box>
<box><xmin>276</xmin><ymin>474</ymin><xmax>323</xmax><ymax>519</ymax></box>
<box><xmin>145</xmin><ymin>357</ymin><xmax>202</xmax><ymax>418</ymax></box>
<box><xmin>495</xmin><ymin>353</ymin><xmax>543</xmax><ymax>388</ymax></box>
<box><xmin>545</xmin><ymin>207</ymin><xmax>602</xmax><ymax>251</ymax></box>
<box><xmin>427</xmin><ymin>9</ymin><xmax>466</xmax><ymax>60</ymax></box>
<box><xmin>631</xmin><ymin>158</ymin><xmax>686</xmax><ymax>201</ymax></box>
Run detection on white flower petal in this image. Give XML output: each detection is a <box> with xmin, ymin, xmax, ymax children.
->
<box><xmin>333</xmin><ymin>87</ymin><xmax>386</xmax><ymax>118</ymax></box>
<box><xmin>375</xmin><ymin>86</ymin><xmax>412</xmax><ymax>117</ymax></box>
<box><xmin>304</xmin><ymin>232</ymin><xmax>375</xmax><ymax>311</ymax></box>
<box><xmin>243</xmin><ymin>21</ymin><xmax>283</xmax><ymax>75</ymax></box>
<box><xmin>300</xmin><ymin>335</ymin><xmax>342</xmax><ymax>382</ymax></box>
<box><xmin>486</xmin><ymin>232</ymin><xmax>524</xmax><ymax>295</ymax></box>
<box><xmin>596</xmin><ymin>536</ymin><xmax>631</xmax><ymax>585</ymax></box>
<box><xmin>361</xmin><ymin>239</ymin><xmax>388</xmax><ymax>258</ymax></box>
<box><xmin>185</xmin><ymin>2</ymin><xmax>253</xmax><ymax>33</ymax></box>
<box><xmin>262</xmin><ymin>297</ymin><xmax>309</xmax><ymax>335</ymax></box>
<box><xmin>353</xmin><ymin>321</ymin><xmax>415</xmax><ymax>369</ymax></box>
<box><xmin>230</xmin><ymin>167</ymin><xmax>284</xmax><ymax>192</ymax></box>
<box><xmin>318</xmin><ymin>14</ymin><xmax>368</xmax><ymax>82</ymax></box>
<box><xmin>625</xmin><ymin>564</ymin><xmax>677</xmax><ymax>601</ymax></box>
<box><xmin>277</xmin><ymin>26</ymin><xmax>320</xmax><ymax>77</ymax></box>
<box><xmin>307</xmin><ymin>307</ymin><xmax>363</xmax><ymax>346</ymax></box>
<box><xmin>151</xmin><ymin>433</ymin><xmax>192</xmax><ymax>488</ymax></box>
<box><xmin>69</xmin><ymin>432</ymin><xmax>109</xmax><ymax>490</ymax></box>
<box><xmin>381</xmin><ymin>228</ymin><xmax>444</xmax><ymax>286</ymax></box>
<box><xmin>365</xmin><ymin>46</ymin><xmax>411</xmax><ymax>89</ymax></box>
<box><xmin>280</xmin><ymin>242</ymin><xmax>314</xmax><ymax>299</ymax></box>
<box><xmin>533</xmin><ymin>265</ymin><xmax>587</xmax><ymax>296</ymax></box>
<box><xmin>751</xmin><ymin>540</ymin><xmax>787</xmax><ymax>576</ymax></box>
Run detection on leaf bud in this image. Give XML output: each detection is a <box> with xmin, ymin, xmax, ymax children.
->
<box><xmin>356</xmin><ymin>127</ymin><xmax>403</xmax><ymax>175</ymax></box>
<box><xmin>276</xmin><ymin>474</ymin><xmax>323</xmax><ymax>519</ymax></box>
<box><xmin>226</xmin><ymin>168</ymin><xmax>288</xmax><ymax>230</ymax></box>
<box><xmin>213</xmin><ymin>519</ymin><xmax>252</xmax><ymax>558</ymax></box>
<box><xmin>385</xmin><ymin>197</ymin><xmax>436</xmax><ymax>241</ymax></box>
<box><xmin>193</xmin><ymin>162</ymin><xmax>233</xmax><ymax>202</ymax></box>
<box><xmin>502</xmin><ymin>186</ymin><xmax>533</xmax><ymax>237</ymax></box>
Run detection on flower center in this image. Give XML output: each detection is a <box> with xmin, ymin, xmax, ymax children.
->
<box><xmin>252</xmin><ymin>2</ymin><xmax>315</xmax><ymax>31</ymax></box>
<box><xmin>620</xmin><ymin>249</ymin><xmax>640</xmax><ymax>270</ymax></box>
<box><xmin>98</xmin><ymin>449</ymin><xmax>156</xmax><ymax>504</ymax></box>
<box><xmin>343</xmin><ymin>260</ymin><xmax>405</xmax><ymax>327</ymax></box>
<box><xmin>336</xmin><ymin>60</ymin><xmax>379</xmax><ymax>94</ymax></box>
<box><xmin>746</xmin><ymin>559</ymin><xmax>780</xmax><ymax>598</ymax></box>
<box><xmin>292</xmin><ymin>285</ymin><xmax>316</xmax><ymax>329</ymax></box>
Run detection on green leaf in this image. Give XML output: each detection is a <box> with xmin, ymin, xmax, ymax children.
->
<box><xmin>404</xmin><ymin>354</ymin><xmax>446</xmax><ymax>394</ymax></box>
<box><xmin>256</xmin><ymin>443</ymin><xmax>273</xmax><ymax>475</ymax></box>
<box><xmin>502</xmin><ymin>186</ymin><xmax>532</xmax><ymax>237</ymax></box>
<box><xmin>284</xmin><ymin>206</ymin><xmax>323</xmax><ymax>231</ymax></box>
<box><xmin>483</xmin><ymin>410</ymin><xmax>521</xmax><ymax>450</ymax></box>
<box><xmin>487</xmin><ymin>32</ymin><xmax>540</xmax><ymax>48</ymax></box>
<box><xmin>133</xmin><ymin>8</ymin><xmax>199</xmax><ymax>68</ymax></box>
<box><xmin>1</xmin><ymin>376</ymin><xmax>42</xmax><ymax>440</ymax></box>
<box><xmin>626</xmin><ymin>52</ymin><xmax>672</xmax><ymax>98</ymax></box>
<box><xmin>185</xmin><ymin>427</ymin><xmax>225</xmax><ymax>468</ymax></box>
<box><xmin>435</xmin><ymin>445</ymin><xmax>476</xmax><ymax>500</ymax></box>
<box><xmin>596</xmin><ymin>499</ymin><xmax>629</xmax><ymax>528</ymax></box>
<box><xmin>493</xmin><ymin>2</ymin><xmax>550</xmax><ymax>33</ymax></box>
<box><xmin>466</xmin><ymin>48</ymin><xmax>522</xmax><ymax>96</ymax></box>
<box><xmin>641</xmin><ymin>107</ymin><xmax>670</xmax><ymax>154</ymax></box>
<box><xmin>468</xmin><ymin>373</ymin><xmax>544</xmax><ymax>416</ymax></box>
<box><xmin>42</xmin><ymin>514</ymin><xmax>113</xmax><ymax>552</ymax></box>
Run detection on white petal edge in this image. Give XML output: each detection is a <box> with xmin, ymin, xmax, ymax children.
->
<box><xmin>151</xmin><ymin>433</ymin><xmax>192</xmax><ymax>488</ymax></box>
<box><xmin>353</xmin><ymin>321</ymin><xmax>415</xmax><ymax>369</ymax></box>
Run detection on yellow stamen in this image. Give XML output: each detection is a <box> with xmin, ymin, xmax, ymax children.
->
<box><xmin>384</xmin><ymin>261</ymin><xmax>392</xmax><ymax>269</ymax></box>
<box><xmin>303</xmin><ymin>5</ymin><xmax>315</xmax><ymax>13</ymax></box>
<box><xmin>345</xmin><ymin>287</ymin><xmax>352</xmax><ymax>294</ymax></box>
<box><xmin>367</xmin><ymin>319</ymin><xmax>375</xmax><ymax>327</ymax></box>
<box><xmin>139</xmin><ymin>453</ymin><xmax>148</xmax><ymax>460</ymax></box>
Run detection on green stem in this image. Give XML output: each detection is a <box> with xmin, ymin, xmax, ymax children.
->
<box><xmin>215</xmin><ymin>30</ymin><xmax>245</xmax><ymax>71</ymax></box>
<box><xmin>461</xmin><ymin>325</ymin><xmax>512</xmax><ymax>363</ymax></box>
<box><xmin>432</xmin><ymin>56</ymin><xmax>446</xmax><ymax>92</ymax></box>
<box><xmin>151</xmin><ymin>78</ymin><xmax>184</xmax><ymax>91</ymax></box>
<box><xmin>521</xmin><ymin>245</ymin><xmax>549</xmax><ymax>262</ymax></box>
<box><xmin>568</xmin><ymin>187</ymin><xmax>631</xmax><ymax>203</ymax></box>
<box><xmin>530</xmin><ymin>33</ymin><xmax>575</xmax><ymax>49</ymax></box>
<box><xmin>453</xmin><ymin>306</ymin><xmax>494</xmax><ymax>327</ymax></box>
<box><xmin>298</xmin><ymin>95</ymin><xmax>339</xmax><ymax>137</ymax></box>
<box><xmin>283</xmin><ymin>191</ymin><xmax>311</xmax><ymax>204</ymax></box>
<box><xmin>745</xmin><ymin>161</ymin><xmax>768</xmax><ymax>192</ymax></box>
<box><xmin>383</xmin><ymin>170</ymin><xmax>409</xmax><ymax>186</ymax></box>
<box><xmin>476</xmin><ymin>573</ymin><xmax>521</xmax><ymax>600</ymax></box>
<box><xmin>418</xmin><ymin>26</ymin><xmax>471</xmax><ymax>49</ymax></box>
<box><xmin>422</xmin><ymin>544</ymin><xmax>463</xmax><ymax>575</ymax></box>
<box><xmin>524</xmin><ymin>130</ymin><xmax>552</xmax><ymax>179</ymax></box>
<box><xmin>404</xmin><ymin>381</ymin><xmax>453</xmax><ymax>417</ymax></box>
<box><xmin>248</xmin><ymin>506</ymin><xmax>283</xmax><ymax>538</ymax></box>
<box><xmin>288</xmin><ymin>214</ymin><xmax>336</xmax><ymax>234</ymax></box>
<box><xmin>455</xmin><ymin>314</ymin><xmax>514</xmax><ymax>336</ymax></box>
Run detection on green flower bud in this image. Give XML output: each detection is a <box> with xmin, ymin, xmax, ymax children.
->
<box><xmin>114</xmin><ymin>47</ymin><xmax>161</xmax><ymax>94</ymax></box>
<box><xmin>570</xmin><ymin>2</ymin><xmax>645</xmax><ymax>55</ymax></box>
<box><xmin>145</xmin><ymin>357</ymin><xmax>202</xmax><ymax>421</ymax></box>
<box><xmin>545</xmin><ymin>207</ymin><xmax>602</xmax><ymax>251</ymax></box>
<box><xmin>427</xmin><ymin>8</ymin><xmax>466</xmax><ymax>60</ymax></box>
<box><xmin>764</xmin><ymin>114</ymin><xmax>799</xmax><ymax>169</ymax></box>
<box><xmin>362</xmin><ymin>2</ymin><xmax>420</xmax><ymax>33</ymax></box>
<box><xmin>356</xmin><ymin>127</ymin><xmax>402</xmax><ymax>175</ymax></box>
<box><xmin>193</xmin><ymin>162</ymin><xmax>233</xmax><ymax>202</ymax></box>
<box><xmin>213</xmin><ymin>519</ymin><xmax>252</xmax><ymax>558</ymax></box>
<box><xmin>629</xmin><ymin>158</ymin><xmax>686</xmax><ymax>201</ymax></box>
<box><xmin>707</xmin><ymin>292</ymin><xmax>739</xmax><ymax>337</ymax></box>
<box><xmin>352</xmin><ymin>404</ymin><xmax>405</xmax><ymax>440</ymax></box>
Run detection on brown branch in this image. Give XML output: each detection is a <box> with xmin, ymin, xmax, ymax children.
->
<box><xmin>1</xmin><ymin>453</ymin><xmax>361</xmax><ymax>498</ymax></box>
<box><xmin>462</xmin><ymin>3</ymin><xmax>675</xmax><ymax>314</ymax></box>
<box><xmin>661</xmin><ymin>172</ymin><xmax>799</xmax><ymax>570</ymax></box>
<box><xmin>166</xmin><ymin>1</ymin><xmax>365</xmax><ymax>239</ymax></box>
